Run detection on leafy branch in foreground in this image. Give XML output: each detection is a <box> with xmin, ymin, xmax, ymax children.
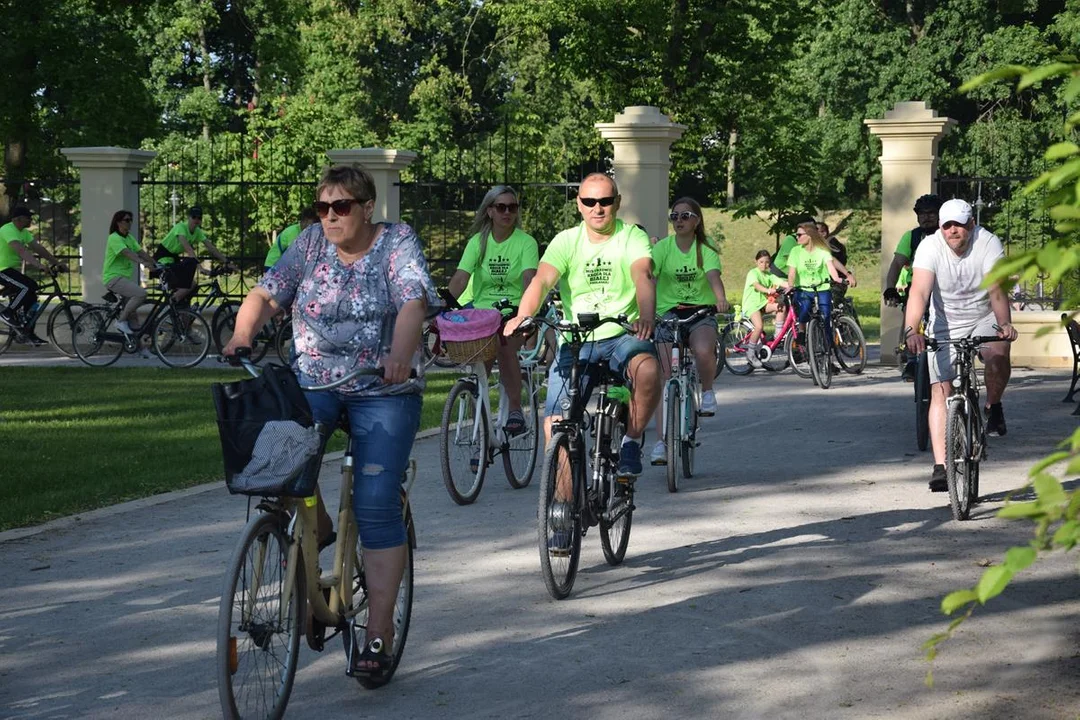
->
<box><xmin>924</xmin><ymin>60</ymin><xmax>1080</xmax><ymax>686</ymax></box>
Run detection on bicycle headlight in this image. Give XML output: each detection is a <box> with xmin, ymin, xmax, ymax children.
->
<box><xmin>952</xmin><ymin>376</ymin><xmax>962</xmax><ymax>389</ymax></box>
<box><xmin>561</xmin><ymin>398</ymin><xmax>572</xmax><ymax>412</ymax></box>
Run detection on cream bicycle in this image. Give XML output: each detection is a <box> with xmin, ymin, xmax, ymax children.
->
<box><xmin>216</xmin><ymin>357</ymin><xmax>417</xmax><ymax>718</ymax></box>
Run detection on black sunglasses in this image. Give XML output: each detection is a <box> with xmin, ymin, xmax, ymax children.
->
<box><xmin>669</xmin><ymin>211</ymin><xmax>698</xmax><ymax>221</ymax></box>
<box><xmin>579</xmin><ymin>196</ymin><xmax>617</xmax><ymax>208</ymax></box>
<box><xmin>493</xmin><ymin>202</ymin><xmax>519</xmax><ymax>213</ymax></box>
<box><xmin>314</xmin><ymin>198</ymin><xmax>367</xmax><ymax>218</ymax></box>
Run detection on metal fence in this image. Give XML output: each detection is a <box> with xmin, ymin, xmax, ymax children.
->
<box><xmin>1</xmin><ymin>175</ymin><xmax>82</xmax><ymax>296</ymax></box>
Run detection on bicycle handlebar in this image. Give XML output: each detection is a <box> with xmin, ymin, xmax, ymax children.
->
<box><xmin>222</xmin><ymin>348</ymin><xmax>417</xmax><ymax>389</ymax></box>
<box><xmin>926</xmin><ymin>336</ymin><xmax>1008</xmax><ymax>352</ymax></box>
<box><xmin>655</xmin><ymin>305</ymin><xmax>714</xmax><ymax>327</ymax></box>
<box><xmin>513</xmin><ymin>312</ymin><xmax>633</xmax><ymax>339</ymax></box>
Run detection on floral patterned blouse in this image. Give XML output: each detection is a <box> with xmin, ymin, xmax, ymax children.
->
<box><xmin>260</xmin><ymin>222</ymin><xmax>438</xmax><ymax>396</ymax></box>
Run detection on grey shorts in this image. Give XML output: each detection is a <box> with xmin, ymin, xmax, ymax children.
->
<box><xmin>928</xmin><ymin>312</ymin><xmax>1005</xmax><ymax>383</ymax></box>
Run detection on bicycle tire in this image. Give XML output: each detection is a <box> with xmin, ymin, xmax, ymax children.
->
<box><xmin>153</xmin><ymin>308</ymin><xmax>211</xmax><ymax>368</ymax></box>
<box><xmin>46</xmin><ymin>301</ymin><xmax>88</xmax><ymax>358</ymax></box>
<box><xmin>213</xmin><ymin>301</ymin><xmax>272</xmax><ymax>363</ymax></box>
<box><xmin>785</xmin><ymin>332</ymin><xmax>812</xmax><ymax>378</ymax></box>
<box><xmin>274</xmin><ymin>317</ymin><xmax>293</xmax><ymax>365</ymax></box>
<box><xmin>721</xmin><ymin>322</ymin><xmax>753</xmax><ymax>375</ymax></box>
<box><xmin>0</xmin><ymin>321</ymin><xmax>12</xmax><ymax>356</ymax></box>
<box><xmin>503</xmin><ymin>371</ymin><xmax>539</xmax><ymax>489</ymax></box>
<box><xmin>665</xmin><ymin>385</ymin><xmax>680</xmax><ymax>492</ymax></box>
<box><xmin>342</xmin><ymin>499</ymin><xmax>414</xmax><ymax>689</ymax></box>
<box><xmin>422</xmin><ymin>324</ymin><xmax>457</xmax><ymax>369</ymax></box>
<box><xmin>807</xmin><ymin>319</ymin><xmax>832</xmax><ymax>389</ymax></box>
<box><xmin>440</xmin><ymin>380</ymin><xmax>488</xmax><ymax>504</ymax></box>
<box><xmin>832</xmin><ymin>315</ymin><xmax>867</xmax><ymax>375</ymax></box>
<box><xmin>537</xmin><ymin>432</ymin><xmax>582</xmax><ymax>599</ymax></box>
<box><xmin>945</xmin><ymin>401</ymin><xmax>974</xmax><ymax>520</ymax></box>
<box><xmin>915</xmin><ymin>352</ymin><xmax>931</xmax><ymax>451</ymax></box>
<box><xmin>217</xmin><ymin>512</ymin><xmax>303</xmax><ymax>720</ymax></box>
<box><xmin>714</xmin><ymin>329</ymin><xmax>725</xmax><ymax>378</ymax></box>
<box><xmin>72</xmin><ymin>308</ymin><xmax>124</xmax><ymax>367</ymax></box>
<box><xmin>681</xmin><ymin>386</ymin><xmax>697</xmax><ymax>480</ymax></box>
<box><xmin>600</xmin><ymin>407</ymin><xmax>632</xmax><ymax>566</ymax></box>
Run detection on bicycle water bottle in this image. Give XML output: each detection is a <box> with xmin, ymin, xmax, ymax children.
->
<box><xmin>28</xmin><ymin>301</ymin><xmax>40</xmax><ymax>317</ymax></box>
<box><xmin>671</xmin><ymin>344</ymin><xmax>680</xmax><ymax>369</ymax></box>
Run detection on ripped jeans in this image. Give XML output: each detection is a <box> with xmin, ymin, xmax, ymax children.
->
<box><xmin>304</xmin><ymin>391</ymin><xmax>421</xmax><ymax>550</ymax></box>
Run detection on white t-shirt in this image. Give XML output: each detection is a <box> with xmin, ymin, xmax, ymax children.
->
<box><xmin>912</xmin><ymin>225</ymin><xmax>1004</xmax><ymax>334</ymax></box>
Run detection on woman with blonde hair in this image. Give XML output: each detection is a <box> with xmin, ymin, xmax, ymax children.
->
<box><xmin>786</xmin><ymin>220</ymin><xmax>844</xmax><ymax>348</ymax></box>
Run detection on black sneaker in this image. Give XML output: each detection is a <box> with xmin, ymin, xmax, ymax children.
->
<box><xmin>929</xmin><ymin>464</ymin><xmax>947</xmax><ymax>492</ymax></box>
<box><xmin>985</xmin><ymin>404</ymin><xmax>1006</xmax><ymax>437</ymax></box>
<box><xmin>617</xmin><ymin>439</ymin><xmax>643</xmax><ymax>480</ymax></box>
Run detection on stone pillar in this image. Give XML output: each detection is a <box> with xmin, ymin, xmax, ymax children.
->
<box><xmin>596</xmin><ymin>106</ymin><xmax>687</xmax><ymax>239</ymax></box>
<box><xmin>865</xmin><ymin>102</ymin><xmax>956</xmax><ymax>364</ymax></box>
<box><xmin>60</xmin><ymin>147</ymin><xmax>157</xmax><ymax>303</ymax></box>
<box><xmin>325</xmin><ymin>148</ymin><xmax>418</xmax><ymax>223</ymax></box>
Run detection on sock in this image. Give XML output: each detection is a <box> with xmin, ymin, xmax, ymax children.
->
<box><xmin>621</xmin><ymin>435</ymin><xmax>642</xmax><ymax>447</ymax></box>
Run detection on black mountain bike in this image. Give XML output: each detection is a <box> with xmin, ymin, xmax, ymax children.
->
<box><xmin>0</xmin><ymin>267</ymin><xmax>88</xmax><ymax>357</ymax></box>
<box><xmin>515</xmin><ymin>312</ymin><xmax>635</xmax><ymax>600</ymax></box>
<box><xmin>791</xmin><ymin>289</ymin><xmax>833</xmax><ymax>390</ymax></box>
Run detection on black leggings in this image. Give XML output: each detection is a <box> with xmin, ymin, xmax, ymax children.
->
<box><xmin>0</xmin><ymin>268</ymin><xmax>38</xmax><ymax>314</ymax></box>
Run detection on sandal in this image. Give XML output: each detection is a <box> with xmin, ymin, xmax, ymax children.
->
<box><xmin>350</xmin><ymin>636</ymin><xmax>393</xmax><ymax>681</ymax></box>
<box><xmin>504</xmin><ymin>410</ymin><xmax>526</xmax><ymax>436</ymax></box>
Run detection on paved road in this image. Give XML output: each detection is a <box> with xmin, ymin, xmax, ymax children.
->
<box><xmin>1</xmin><ymin>361</ymin><xmax>1079</xmax><ymax>719</ymax></box>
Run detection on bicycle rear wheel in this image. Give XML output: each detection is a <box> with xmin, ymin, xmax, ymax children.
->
<box><xmin>217</xmin><ymin>512</ymin><xmax>303</xmax><ymax>720</ymax></box>
<box><xmin>807</xmin><ymin>319</ymin><xmax>831</xmax><ymax>389</ymax></box>
<box><xmin>720</xmin><ymin>322</ymin><xmax>753</xmax><ymax>375</ymax></box>
<box><xmin>537</xmin><ymin>432</ymin><xmax>581</xmax><ymax>599</ymax></box>
<box><xmin>214</xmin><ymin>302</ymin><xmax>271</xmax><ymax>363</ymax></box>
<box><xmin>945</xmin><ymin>401</ymin><xmax>974</xmax><ymax>520</ymax></box>
<box><xmin>440</xmin><ymin>380</ymin><xmax>489</xmax><ymax>504</ymax></box>
<box><xmin>503</xmin><ymin>371</ymin><xmax>540</xmax><ymax>489</ymax></box>
<box><xmin>915</xmin><ymin>352</ymin><xmax>931</xmax><ymax>451</ymax></box>
<box><xmin>46</xmin><ymin>301</ymin><xmax>88</xmax><ymax>357</ymax></box>
<box><xmin>154</xmin><ymin>308</ymin><xmax>211</xmax><ymax>368</ymax></box>
<box><xmin>600</xmin><ymin>407</ymin><xmax>632</xmax><ymax>566</ymax></box>
<box><xmin>274</xmin><ymin>317</ymin><xmax>293</xmax><ymax>365</ymax></box>
<box><xmin>665</xmin><ymin>386</ymin><xmax>680</xmax><ymax>492</ymax></box>
<box><xmin>785</xmin><ymin>332</ymin><xmax>812</xmax><ymax>378</ymax></box>
<box><xmin>681</xmin><ymin>386</ymin><xmax>697</xmax><ymax>479</ymax></box>
<box><xmin>832</xmin><ymin>315</ymin><xmax>866</xmax><ymax>374</ymax></box>
<box><xmin>73</xmin><ymin>308</ymin><xmax>124</xmax><ymax>367</ymax></box>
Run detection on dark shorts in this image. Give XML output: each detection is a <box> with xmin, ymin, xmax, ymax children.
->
<box><xmin>654</xmin><ymin>310</ymin><xmax>717</xmax><ymax>344</ymax></box>
<box><xmin>545</xmin><ymin>333</ymin><xmax>656</xmax><ymax>416</ymax></box>
<box><xmin>160</xmin><ymin>257</ymin><xmax>199</xmax><ymax>290</ymax></box>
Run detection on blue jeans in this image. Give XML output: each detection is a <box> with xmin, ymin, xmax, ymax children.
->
<box><xmin>545</xmin><ymin>333</ymin><xmax>656</xmax><ymax>416</ymax></box>
<box><xmin>304</xmin><ymin>391</ymin><xmax>421</xmax><ymax>550</ymax></box>
<box><xmin>795</xmin><ymin>289</ymin><xmax>832</xmax><ymax>348</ymax></box>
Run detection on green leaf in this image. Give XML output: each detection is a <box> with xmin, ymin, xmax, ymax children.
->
<box><xmin>1004</xmin><ymin>545</ymin><xmax>1037</xmax><ymax>572</ymax></box>
<box><xmin>1034</xmin><ymin>473</ymin><xmax>1068</xmax><ymax>508</ymax></box>
<box><xmin>959</xmin><ymin>65</ymin><xmax>1028</xmax><ymax>92</ymax></box>
<box><xmin>1018</xmin><ymin>62</ymin><xmax>1078</xmax><ymax>90</ymax></box>
<box><xmin>1052</xmin><ymin>520</ymin><xmax>1080</xmax><ymax>548</ymax></box>
<box><xmin>1064</xmin><ymin>74</ymin><xmax>1080</xmax><ymax>103</ymax></box>
<box><xmin>941</xmin><ymin>589</ymin><xmax>978</xmax><ymax>614</ymax></box>
<box><xmin>1031</xmin><ymin>450</ymin><xmax>1072</xmax><ymax>475</ymax></box>
<box><xmin>975</xmin><ymin>565</ymin><xmax>1014</xmax><ymax>604</ymax></box>
<box><xmin>1046</xmin><ymin>142</ymin><xmax>1080</xmax><ymax>160</ymax></box>
<box><xmin>997</xmin><ymin>501</ymin><xmax>1043</xmax><ymax>518</ymax></box>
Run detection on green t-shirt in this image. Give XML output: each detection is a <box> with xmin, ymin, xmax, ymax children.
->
<box><xmin>652</xmin><ymin>235</ymin><xmax>721</xmax><ymax>315</ymax></box>
<box><xmin>159</xmin><ymin>221</ymin><xmax>208</xmax><ymax>264</ymax></box>
<box><xmin>741</xmin><ymin>267</ymin><xmax>777</xmax><ymax>316</ymax></box>
<box><xmin>894</xmin><ymin>229</ymin><xmax>922</xmax><ymax>289</ymax></box>
<box><xmin>456</xmin><ymin>227</ymin><xmax>539</xmax><ymax>310</ymax></box>
<box><xmin>103</xmin><ymin>232</ymin><xmax>142</xmax><ymax>284</ymax></box>
<box><xmin>264</xmin><ymin>223</ymin><xmax>302</xmax><ymax>268</ymax></box>
<box><xmin>0</xmin><ymin>222</ymin><xmax>33</xmax><ymax>272</ymax></box>
<box><xmin>541</xmin><ymin>219</ymin><xmax>652</xmax><ymax>340</ymax></box>
<box><xmin>774</xmin><ymin>234</ymin><xmax>798</xmax><ymax>270</ymax></box>
<box><xmin>789</xmin><ymin>245</ymin><xmax>833</xmax><ymax>291</ymax></box>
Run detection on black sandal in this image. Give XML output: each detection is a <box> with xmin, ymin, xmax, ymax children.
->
<box><xmin>351</xmin><ymin>637</ymin><xmax>393</xmax><ymax>680</ymax></box>
<box><xmin>504</xmin><ymin>410</ymin><xmax>526</xmax><ymax>436</ymax></box>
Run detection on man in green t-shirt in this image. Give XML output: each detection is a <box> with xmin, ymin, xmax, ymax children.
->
<box><xmin>0</xmin><ymin>206</ymin><xmax>68</xmax><ymax>343</ymax></box>
<box><xmin>264</xmin><ymin>207</ymin><xmax>317</xmax><ymax>271</ymax></box>
<box><xmin>153</xmin><ymin>206</ymin><xmax>232</xmax><ymax>304</ymax></box>
<box><xmin>504</xmin><ymin>173</ymin><xmax>659</xmax><ymax>482</ymax></box>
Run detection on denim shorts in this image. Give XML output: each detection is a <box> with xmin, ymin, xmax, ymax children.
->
<box><xmin>545</xmin><ymin>333</ymin><xmax>656</xmax><ymax>417</ymax></box>
<box><xmin>304</xmin><ymin>391</ymin><xmax>421</xmax><ymax>550</ymax></box>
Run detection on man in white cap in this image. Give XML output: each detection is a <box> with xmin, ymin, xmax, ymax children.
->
<box><xmin>902</xmin><ymin>198</ymin><xmax>1017</xmax><ymax>492</ymax></box>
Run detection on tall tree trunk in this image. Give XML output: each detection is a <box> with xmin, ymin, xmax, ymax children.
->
<box><xmin>199</xmin><ymin>25</ymin><xmax>212</xmax><ymax>141</ymax></box>
<box><xmin>726</xmin><ymin>128</ymin><xmax>737</xmax><ymax>206</ymax></box>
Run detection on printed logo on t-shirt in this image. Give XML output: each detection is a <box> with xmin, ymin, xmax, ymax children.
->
<box><xmin>487</xmin><ymin>253</ymin><xmax>510</xmax><ymax>290</ymax></box>
<box><xmin>585</xmin><ymin>256</ymin><xmax>612</xmax><ymax>286</ymax></box>
<box><xmin>674</xmin><ymin>264</ymin><xmax>697</xmax><ymax>284</ymax></box>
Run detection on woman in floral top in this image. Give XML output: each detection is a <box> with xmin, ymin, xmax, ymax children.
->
<box><xmin>224</xmin><ymin>164</ymin><xmax>438</xmax><ymax>682</ymax></box>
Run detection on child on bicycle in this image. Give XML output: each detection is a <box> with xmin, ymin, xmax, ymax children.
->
<box><xmin>742</xmin><ymin>250</ymin><xmax>788</xmax><ymax>368</ymax></box>
<box><xmin>787</xmin><ymin>221</ymin><xmax>846</xmax><ymax>348</ymax></box>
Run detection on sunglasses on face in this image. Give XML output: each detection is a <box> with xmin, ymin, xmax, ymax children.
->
<box><xmin>492</xmin><ymin>202</ymin><xmax>519</xmax><ymax>214</ymax></box>
<box><xmin>313</xmin><ymin>198</ymin><xmax>366</xmax><ymax>218</ymax></box>
<box><xmin>578</xmin><ymin>196</ymin><xmax>617</xmax><ymax>208</ymax></box>
<box><xmin>119</xmin><ymin>217</ymin><xmax>133</xmax><ymax>223</ymax></box>
<box><xmin>669</xmin><ymin>211</ymin><xmax>698</xmax><ymax>222</ymax></box>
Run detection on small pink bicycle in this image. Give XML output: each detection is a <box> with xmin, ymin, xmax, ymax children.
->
<box><xmin>720</xmin><ymin>296</ymin><xmax>812</xmax><ymax>377</ymax></box>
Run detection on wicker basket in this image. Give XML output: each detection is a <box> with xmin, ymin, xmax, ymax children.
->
<box><xmin>443</xmin><ymin>333</ymin><xmax>499</xmax><ymax>365</ymax></box>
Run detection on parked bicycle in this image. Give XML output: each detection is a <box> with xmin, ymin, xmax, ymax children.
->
<box><xmin>926</xmin><ymin>333</ymin><xmax>1008</xmax><ymax>520</ymax></box>
<box><xmin>72</xmin><ymin>277</ymin><xmax>211</xmax><ymax>368</ymax></box>
<box><xmin>514</xmin><ymin>312</ymin><xmax>635</xmax><ymax>600</ymax></box>
<box><xmin>216</xmin><ymin>356</ymin><xmax>417</xmax><ymax>718</ymax></box>
<box><xmin>655</xmin><ymin>305</ymin><xmax>713</xmax><ymax>493</ymax></box>
<box><xmin>0</xmin><ymin>266</ymin><xmax>88</xmax><ymax>357</ymax></box>
<box><xmin>438</xmin><ymin>299</ymin><xmax>541</xmax><ymax>504</ymax></box>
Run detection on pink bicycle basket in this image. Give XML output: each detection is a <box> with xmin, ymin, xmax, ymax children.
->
<box><xmin>435</xmin><ymin>308</ymin><xmax>502</xmax><ymax>364</ymax></box>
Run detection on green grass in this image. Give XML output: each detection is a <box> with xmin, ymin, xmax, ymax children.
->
<box><xmin>0</xmin><ymin>367</ymin><xmax>457</xmax><ymax>531</ymax></box>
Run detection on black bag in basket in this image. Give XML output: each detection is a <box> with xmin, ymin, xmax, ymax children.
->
<box><xmin>211</xmin><ymin>364</ymin><xmax>320</xmax><ymax>495</ymax></box>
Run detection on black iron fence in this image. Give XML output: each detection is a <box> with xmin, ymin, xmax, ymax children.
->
<box><xmin>0</xmin><ymin>175</ymin><xmax>82</xmax><ymax>296</ymax></box>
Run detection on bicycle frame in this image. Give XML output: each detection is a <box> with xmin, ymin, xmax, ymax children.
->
<box><xmin>0</xmin><ymin>269</ymin><xmax>69</xmax><ymax>328</ymax></box>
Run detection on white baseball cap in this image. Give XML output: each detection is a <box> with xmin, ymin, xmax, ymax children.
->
<box><xmin>938</xmin><ymin>198</ymin><xmax>973</xmax><ymax>227</ymax></box>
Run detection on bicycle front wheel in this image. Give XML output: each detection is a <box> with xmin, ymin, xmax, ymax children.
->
<box><xmin>665</xmin><ymin>386</ymin><xmax>680</xmax><ymax>493</ymax></box>
<box><xmin>440</xmin><ymin>380</ymin><xmax>489</xmax><ymax>504</ymax></box>
<box><xmin>46</xmin><ymin>301</ymin><xmax>88</xmax><ymax>357</ymax></box>
<box><xmin>503</xmin><ymin>370</ymin><xmax>540</xmax><ymax>489</ymax></box>
<box><xmin>720</xmin><ymin>322</ymin><xmax>753</xmax><ymax>375</ymax></box>
<box><xmin>807</xmin><ymin>319</ymin><xmax>832</xmax><ymax>389</ymax></box>
<box><xmin>154</xmin><ymin>308</ymin><xmax>211</xmax><ymax>368</ymax></box>
<box><xmin>915</xmin><ymin>352</ymin><xmax>931</xmax><ymax>451</ymax></box>
<box><xmin>72</xmin><ymin>308</ymin><xmax>124</xmax><ymax>367</ymax></box>
<box><xmin>217</xmin><ymin>512</ymin><xmax>303</xmax><ymax>720</ymax></box>
<box><xmin>832</xmin><ymin>315</ymin><xmax>866</xmax><ymax>375</ymax></box>
<box><xmin>945</xmin><ymin>402</ymin><xmax>975</xmax><ymax>520</ymax></box>
<box><xmin>785</xmin><ymin>332</ymin><xmax>812</xmax><ymax>378</ymax></box>
<box><xmin>537</xmin><ymin>432</ymin><xmax>582</xmax><ymax>599</ymax></box>
<box><xmin>0</xmin><ymin>321</ymin><xmax>12</xmax><ymax>356</ymax></box>
<box><xmin>681</xmin><ymin>386</ymin><xmax>697</xmax><ymax>480</ymax></box>
<box><xmin>599</xmin><ymin>407</ymin><xmax>633</xmax><ymax>566</ymax></box>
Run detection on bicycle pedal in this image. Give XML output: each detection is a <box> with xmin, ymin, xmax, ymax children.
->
<box><xmin>344</xmin><ymin>618</ymin><xmax>361</xmax><ymax>677</ymax></box>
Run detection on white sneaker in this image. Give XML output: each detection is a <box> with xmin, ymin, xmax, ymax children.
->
<box><xmin>699</xmin><ymin>392</ymin><xmax>717</xmax><ymax>416</ymax></box>
<box><xmin>116</xmin><ymin>320</ymin><xmax>133</xmax><ymax>335</ymax></box>
<box><xmin>747</xmin><ymin>342</ymin><xmax>763</xmax><ymax>368</ymax></box>
<box><xmin>650</xmin><ymin>440</ymin><xmax>667</xmax><ymax>466</ymax></box>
